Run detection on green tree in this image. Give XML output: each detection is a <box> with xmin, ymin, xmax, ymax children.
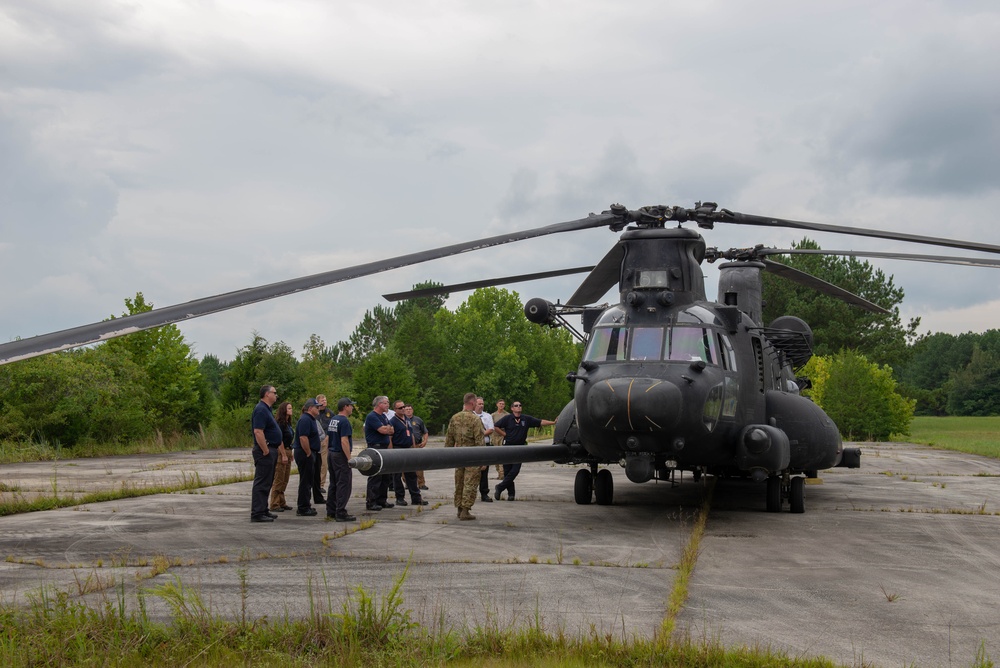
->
<box><xmin>802</xmin><ymin>349</ymin><xmax>914</xmax><ymax>440</ymax></box>
<box><xmin>0</xmin><ymin>348</ymin><xmax>151</xmax><ymax>445</ymax></box>
<box><xmin>220</xmin><ymin>333</ymin><xmax>305</xmax><ymax>408</ymax></box>
<box><xmin>351</xmin><ymin>348</ymin><xmax>430</xmax><ymax>420</ymax></box>
<box><xmin>762</xmin><ymin>239</ymin><xmax>920</xmax><ymax>369</ymax></box>
<box><xmin>946</xmin><ymin>344</ymin><xmax>1000</xmax><ymax>416</ymax></box>
<box><xmin>102</xmin><ymin>293</ymin><xmax>211</xmax><ymax>433</ymax></box>
<box><xmin>300</xmin><ymin>334</ymin><xmax>351</xmax><ymax>402</ymax></box>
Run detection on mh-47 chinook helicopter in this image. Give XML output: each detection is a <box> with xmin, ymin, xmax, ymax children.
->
<box><xmin>3</xmin><ymin>203</ymin><xmax>999</xmax><ymax>513</ymax></box>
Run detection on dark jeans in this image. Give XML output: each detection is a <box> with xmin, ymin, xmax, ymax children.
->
<box><xmin>497</xmin><ymin>462</ymin><xmax>522</xmax><ymax>499</ymax></box>
<box><xmin>251</xmin><ymin>445</ymin><xmax>278</xmax><ymax>518</ymax></box>
<box><xmin>293</xmin><ymin>448</ymin><xmax>315</xmax><ymax>511</ymax></box>
<box><xmin>327</xmin><ymin>452</ymin><xmax>353</xmax><ymax>517</ymax></box>
<box><xmin>479</xmin><ymin>469</ymin><xmax>490</xmax><ymax>497</ymax></box>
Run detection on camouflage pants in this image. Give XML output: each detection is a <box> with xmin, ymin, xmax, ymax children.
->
<box><xmin>454</xmin><ymin>467</ymin><xmax>481</xmax><ymax>510</ymax></box>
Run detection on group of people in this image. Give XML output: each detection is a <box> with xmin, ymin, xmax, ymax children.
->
<box><xmin>250</xmin><ymin>386</ymin><xmax>361</xmax><ymax>523</ymax></box>
<box><xmin>249</xmin><ymin>385</ymin><xmax>554</xmax><ymax>524</ymax></box>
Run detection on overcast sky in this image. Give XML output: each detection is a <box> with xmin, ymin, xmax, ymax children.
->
<box><xmin>2</xmin><ymin>0</ymin><xmax>999</xmax><ymax>362</ymax></box>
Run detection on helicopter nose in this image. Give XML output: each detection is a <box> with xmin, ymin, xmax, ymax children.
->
<box><xmin>586</xmin><ymin>377</ymin><xmax>682</xmax><ymax>433</ymax></box>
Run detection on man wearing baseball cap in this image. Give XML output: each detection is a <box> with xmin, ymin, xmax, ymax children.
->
<box><xmin>326</xmin><ymin>398</ymin><xmax>357</xmax><ymax>521</ymax></box>
<box><xmin>293</xmin><ymin>398</ymin><xmax>323</xmax><ymax>516</ymax></box>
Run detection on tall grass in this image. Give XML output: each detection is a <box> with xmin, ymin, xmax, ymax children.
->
<box><xmin>907</xmin><ymin>416</ymin><xmax>1000</xmax><ymax>459</ymax></box>
<box><xmin>0</xmin><ymin>423</ymin><xmax>247</xmax><ymax>465</ymax></box>
<box><xmin>0</xmin><ymin>567</ymin><xmax>880</xmax><ymax>668</ymax></box>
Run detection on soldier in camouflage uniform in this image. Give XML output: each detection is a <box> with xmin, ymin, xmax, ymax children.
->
<box><xmin>444</xmin><ymin>392</ymin><xmax>486</xmax><ymax>520</ymax></box>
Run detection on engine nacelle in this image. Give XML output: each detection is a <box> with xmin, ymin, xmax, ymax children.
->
<box><xmin>524</xmin><ymin>298</ymin><xmax>557</xmax><ymax>326</ymax></box>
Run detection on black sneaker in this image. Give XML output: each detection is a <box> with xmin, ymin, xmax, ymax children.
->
<box><xmin>382</xmin><ymin>502</ymin><xmax>395</xmax><ymax>509</ymax></box>
<box><xmin>265</xmin><ymin>511</ymin><xmax>278</xmax><ymax>518</ymax></box>
<box><xmin>250</xmin><ymin>515</ymin><xmax>274</xmax><ymax>523</ymax></box>
<box><xmin>366</xmin><ymin>505</ymin><xmax>383</xmax><ymax>512</ymax></box>
<box><xmin>494</xmin><ymin>485</ymin><xmax>502</xmax><ymax>501</ymax></box>
<box><xmin>296</xmin><ymin>508</ymin><xmax>318</xmax><ymax>516</ymax></box>
<box><xmin>481</xmin><ymin>495</ymin><xmax>494</xmax><ymax>502</ymax></box>
<box><xmin>395</xmin><ymin>499</ymin><xmax>408</xmax><ymax>506</ymax></box>
<box><xmin>414</xmin><ymin>499</ymin><xmax>429</xmax><ymax>506</ymax></box>
<box><xmin>336</xmin><ymin>514</ymin><xmax>357</xmax><ymax>522</ymax></box>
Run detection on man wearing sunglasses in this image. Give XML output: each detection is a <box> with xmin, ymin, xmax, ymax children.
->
<box><xmin>492</xmin><ymin>402</ymin><xmax>556</xmax><ymax>501</ymax></box>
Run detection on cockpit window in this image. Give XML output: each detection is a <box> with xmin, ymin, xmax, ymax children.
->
<box><xmin>629</xmin><ymin>327</ymin><xmax>664</xmax><ymax>360</ymax></box>
<box><xmin>634</xmin><ymin>270</ymin><xmax>668</xmax><ymax>288</ymax></box>
<box><xmin>667</xmin><ymin>327</ymin><xmax>714</xmax><ymax>362</ymax></box>
<box><xmin>584</xmin><ymin>327</ymin><xmax>629</xmax><ymax>362</ymax></box>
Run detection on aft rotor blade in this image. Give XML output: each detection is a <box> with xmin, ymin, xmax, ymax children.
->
<box><xmin>0</xmin><ymin>212</ymin><xmax>618</xmax><ymax>365</ymax></box>
<box><xmin>757</xmin><ymin>248</ymin><xmax>1000</xmax><ymax>269</ymax></box>
<box><xmin>723</xmin><ymin>211</ymin><xmax>1000</xmax><ymax>255</ymax></box>
<box><xmin>762</xmin><ymin>259</ymin><xmax>890</xmax><ymax>314</ymax></box>
<box><xmin>566</xmin><ymin>243</ymin><xmax>624</xmax><ymax>306</ymax></box>
<box><xmin>382</xmin><ymin>266</ymin><xmax>594</xmax><ymax>302</ymax></box>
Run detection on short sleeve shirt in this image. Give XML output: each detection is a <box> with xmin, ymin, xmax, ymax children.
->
<box><xmin>294</xmin><ymin>414</ymin><xmax>321</xmax><ymax>452</ymax></box>
<box><xmin>494</xmin><ymin>413</ymin><xmax>542</xmax><ymax>445</ymax></box>
<box><xmin>328</xmin><ymin>415</ymin><xmax>353</xmax><ymax>455</ymax></box>
<box><xmin>410</xmin><ymin>415</ymin><xmax>428</xmax><ymax>444</ymax></box>
<box><xmin>476</xmin><ymin>411</ymin><xmax>494</xmax><ymax>443</ymax></box>
<box><xmin>389</xmin><ymin>414</ymin><xmax>413</xmax><ymax>448</ymax></box>
<box><xmin>251</xmin><ymin>401</ymin><xmax>282</xmax><ymax>445</ymax></box>
<box><xmin>364</xmin><ymin>411</ymin><xmax>391</xmax><ymax>447</ymax></box>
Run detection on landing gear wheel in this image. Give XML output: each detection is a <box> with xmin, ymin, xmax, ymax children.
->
<box><xmin>594</xmin><ymin>468</ymin><xmax>614</xmax><ymax>505</ymax></box>
<box><xmin>766</xmin><ymin>476</ymin><xmax>781</xmax><ymax>513</ymax></box>
<box><xmin>789</xmin><ymin>476</ymin><xmax>805</xmax><ymax>514</ymax></box>
<box><xmin>574</xmin><ymin>469</ymin><xmax>593</xmax><ymax>505</ymax></box>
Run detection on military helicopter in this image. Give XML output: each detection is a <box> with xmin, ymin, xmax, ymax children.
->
<box><xmin>3</xmin><ymin>203</ymin><xmax>999</xmax><ymax>513</ymax></box>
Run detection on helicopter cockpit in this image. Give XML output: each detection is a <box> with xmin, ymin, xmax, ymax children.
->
<box><xmin>582</xmin><ymin>305</ymin><xmax>738</xmax><ymax>369</ymax></box>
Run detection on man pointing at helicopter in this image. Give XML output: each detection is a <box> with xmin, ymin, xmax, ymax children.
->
<box><xmin>493</xmin><ymin>401</ymin><xmax>556</xmax><ymax>501</ymax></box>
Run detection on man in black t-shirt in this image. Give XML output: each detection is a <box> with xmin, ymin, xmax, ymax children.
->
<box><xmin>492</xmin><ymin>401</ymin><xmax>556</xmax><ymax>501</ymax></box>
<box><xmin>326</xmin><ymin>398</ymin><xmax>357</xmax><ymax>521</ymax></box>
<box><xmin>250</xmin><ymin>385</ymin><xmax>282</xmax><ymax>522</ymax></box>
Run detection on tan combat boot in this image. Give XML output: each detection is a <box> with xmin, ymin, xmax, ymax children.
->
<box><xmin>458</xmin><ymin>508</ymin><xmax>477</xmax><ymax>521</ymax></box>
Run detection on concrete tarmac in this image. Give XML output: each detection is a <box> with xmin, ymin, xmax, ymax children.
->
<box><xmin>1</xmin><ymin>440</ymin><xmax>998</xmax><ymax>667</ymax></box>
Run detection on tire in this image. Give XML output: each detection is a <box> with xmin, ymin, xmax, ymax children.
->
<box><xmin>766</xmin><ymin>476</ymin><xmax>781</xmax><ymax>513</ymax></box>
<box><xmin>790</xmin><ymin>476</ymin><xmax>805</xmax><ymax>514</ymax></box>
<box><xmin>594</xmin><ymin>468</ymin><xmax>614</xmax><ymax>505</ymax></box>
<box><xmin>574</xmin><ymin>468</ymin><xmax>593</xmax><ymax>505</ymax></box>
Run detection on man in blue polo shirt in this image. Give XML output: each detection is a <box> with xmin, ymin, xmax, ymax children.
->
<box><xmin>250</xmin><ymin>385</ymin><xmax>282</xmax><ymax>523</ymax></box>
<box><xmin>363</xmin><ymin>395</ymin><xmax>395</xmax><ymax>511</ymax></box>
<box><xmin>293</xmin><ymin>398</ymin><xmax>323</xmax><ymax>516</ymax></box>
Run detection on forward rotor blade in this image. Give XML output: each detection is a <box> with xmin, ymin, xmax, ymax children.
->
<box><xmin>382</xmin><ymin>266</ymin><xmax>594</xmax><ymax>302</ymax></box>
<box><xmin>566</xmin><ymin>243</ymin><xmax>624</xmax><ymax>306</ymax></box>
<box><xmin>757</xmin><ymin>248</ymin><xmax>1000</xmax><ymax>269</ymax></box>
<box><xmin>723</xmin><ymin>212</ymin><xmax>1000</xmax><ymax>255</ymax></box>
<box><xmin>0</xmin><ymin>212</ymin><xmax>618</xmax><ymax>365</ymax></box>
<box><xmin>762</xmin><ymin>259</ymin><xmax>890</xmax><ymax>315</ymax></box>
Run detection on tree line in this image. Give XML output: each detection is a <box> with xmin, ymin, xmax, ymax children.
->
<box><xmin>1</xmin><ymin>250</ymin><xmax>997</xmax><ymax>450</ymax></box>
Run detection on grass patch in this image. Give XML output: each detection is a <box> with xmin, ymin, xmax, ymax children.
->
<box><xmin>906</xmin><ymin>416</ymin><xmax>1000</xmax><ymax>459</ymax></box>
<box><xmin>659</xmin><ymin>477</ymin><xmax>715</xmax><ymax>640</ymax></box>
<box><xmin>0</xmin><ymin>472</ymin><xmax>253</xmax><ymax>517</ymax></box>
<box><xmin>0</xmin><ymin>563</ymin><xmax>917</xmax><ymax>668</ymax></box>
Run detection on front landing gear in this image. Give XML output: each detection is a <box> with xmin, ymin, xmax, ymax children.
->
<box><xmin>765</xmin><ymin>474</ymin><xmax>805</xmax><ymax>513</ymax></box>
<box><xmin>574</xmin><ymin>466</ymin><xmax>615</xmax><ymax>505</ymax></box>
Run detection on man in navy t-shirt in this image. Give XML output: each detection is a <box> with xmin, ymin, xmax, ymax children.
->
<box><xmin>326</xmin><ymin>398</ymin><xmax>357</xmax><ymax>521</ymax></box>
<box><xmin>363</xmin><ymin>395</ymin><xmax>395</xmax><ymax>511</ymax></box>
<box><xmin>389</xmin><ymin>400</ymin><xmax>427</xmax><ymax>507</ymax></box>
<box><xmin>250</xmin><ymin>385</ymin><xmax>282</xmax><ymax>522</ymax></box>
<box><xmin>293</xmin><ymin>398</ymin><xmax>323</xmax><ymax>516</ymax></box>
<box><xmin>493</xmin><ymin>401</ymin><xmax>556</xmax><ymax>501</ymax></box>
